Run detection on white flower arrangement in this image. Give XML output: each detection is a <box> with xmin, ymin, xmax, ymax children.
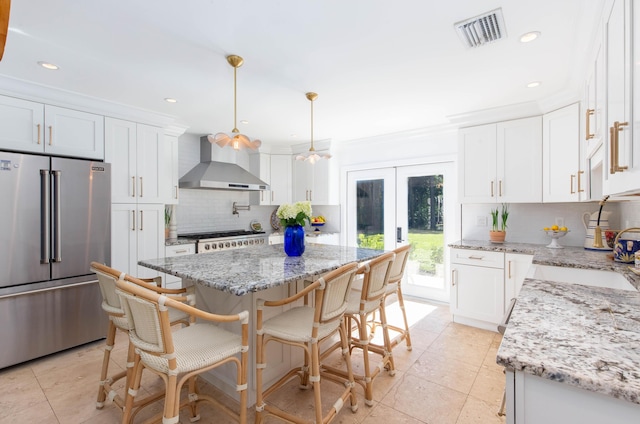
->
<box><xmin>276</xmin><ymin>201</ymin><xmax>312</xmax><ymax>227</ymax></box>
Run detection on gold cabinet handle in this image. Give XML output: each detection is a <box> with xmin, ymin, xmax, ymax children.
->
<box><xmin>570</xmin><ymin>174</ymin><xmax>576</xmax><ymax>194</ymax></box>
<box><xmin>614</xmin><ymin>121</ymin><xmax>628</xmax><ymax>172</ymax></box>
<box><xmin>131</xmin><ymin>210</ymin><xmax>135</xmax><ymax>231</ymax></box>
<box><xmin>610</xmin><ymin>126</ymin><xmax>616</xmax><ymax>174</ymax></box>
<box><xmin>309</xmin><ymin>190</ymin><xmax>313</xmax><ymax>202</ymax></box>
<box><xmin>271</xmin><ymin>191</ymin><xmax>274</xmax><ymax>202</ymax></box>
<box><xmin>37</xmin><ymin>124</ymin><xmax>41</xmax><ymax>144</ymax></box>
<box><xmin>131</xmin><ymin>176</ymin><xmax>136</xmax><ymax>197</ymax></box>
<box><xmin>174</xmin><ymin>185</ymin><xmax>178</xmax><ymax>199</ymax></box>
<box><xmin>585</xmin><ymin>109</ymin><xmax>595</xmax><ymax>140</ymax></box>
<box><xmin>468</xmin><ymin>255</ymin><xmax>484</xmax><ymax>260</ymax></box>
<box><xmin>139</xmin><ymin>177</ymin><xmax>143</xmax><ymax>197</ymax></box>
<box><xmin>508</xmin><ymin>260</ymin><xmax>512</xmax><ymax>279</ymax></box>
<box><xmin>491</xmin><ymin>180</ymin><xmax>494</xmax><ymax>197</ymax></box>
<box><xmin>578</xmin><ymin>170</ymin><xmax>584</xmax><ymax>193</ymax></box>
<box><xmin>499</xmin><ymin>180</ymin><xmax>503</xmax><ymax>197</ymax></box>
<box><xmin>48</xmin><ymin>126</ymin><xmax>53</xmax><ymax>146</ymax></box>
<box><xmin>451</xmin><ymin>269</ymin><xmax>456</xmax><ymax>286</ymax></box>
<box><xmin>139</xmin><ymin>210</ymin><xmax>143</xmax><ymax>231</ymax></box>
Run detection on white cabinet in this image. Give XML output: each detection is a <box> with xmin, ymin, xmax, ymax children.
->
<box><xmin>504</xmin><ymin>253</ymin><xmax>533</xmax><ymax>303</ymax></box>
<box><xmin>583</xmin><ymin>40</ymin><xmax>605</xmax><ymax>159</ymax></box>
<box><xmin>450</xmin><ymin>248</ymin><xmax>505</xmax><ymax>330</ymax></box>
<box><xmin>0</xmin><ymin>95</ymin><xmax>104</xmax><ymax>159</ymax></box>
<box><xmin>292</xmin><ymin>157</ymin><xmax>330</xmax><ymax>204</ymax></box>
<box><xmin>306</xmin><ymin>232</ymin><xmax>340</xmax><ymax>245</ymax></box>
<box><xmin>163</xmin><ymin>243</ymin><xmax>195</xmax><ymax>289</ymax></box>
<box><xmin>458</xmin><ymin>117</ymin><xmax>542</xmax><ymax>203</ymax></box>
<box><xmin>250</xmin><ymin>153</ymin><xmax>291</xmax><ymax>205</ymax></box>
<box><xmin>105</xmin><ymin>117</ymin><xmax>167</xmax><ymax>204</ymax></box>
<box><xmin>164</xmin><ymin>133</ymin><xmax>179</xmax><ymax>205</ymax></box>
<box><xmin>111</xmin><ymin>203</ymin><xmax>164</xmax><ymax>279</ymax></box>
<box><xmin>603</xmin><ymin>0</ymin><xmax>640</xmax><ymax>195</ymax></box>
<box><xmin>542</xmin><ymin>103</ymin><xmax>584</xmax><ymax>202</ymax></box>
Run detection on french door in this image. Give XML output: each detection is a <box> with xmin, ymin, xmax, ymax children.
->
<box><xmin>346</xmin><ymin>162</ymin><xmax>454</xmax><ymax>302</ymax></box>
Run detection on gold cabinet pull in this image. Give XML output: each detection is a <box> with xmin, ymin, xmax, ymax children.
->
<box><xmin>48</xmin><ymin>126</ymin><xmax>53</xmax><ymax>145</ymax></box>
<box><xmin>508</xmin><ymin>260</ymin><xmax>512</xmax><ymax>279</ymax></box>
<box><xmin>309</xmin><ymin>190</ymin><xmax>313</xmax><ymax>202</ymax></box>
<box><xmin>139</xmin><ymin>210</ymin><xmax>143</xmax><ymax>231</ymax></box>
<box><xmin>577</xmin><ymin>170</ymin><xmax>584</xmax><ymax>193</ymax></box>
<box><xmin>139</xmin><ymin>177</ymin><xmax>143</xmax><ymax>197</ymax></box>
<box><xmin>271</xmin><ymin>191</ymin><xmax>274</xmax><ymax>202</ymax></box>
<box><xmin>131</xmin><ymin>176</ymin><xmax>136</xmax><ymax>197</ymax></box>
<box><xmin>614</xmin><ymin>121</ymin><xmax>628</xmax><ymax>172</ymax></box>
<box><xmin>174</xmin><ymin>185</ymin><xmax>178</xmax><ymax>199</ymax></box>
<box><xmin>491</xmin><ymin>180</ymin><xmax>494</xmax><ymax>197</ymax></box>
<box><xmin>37</xmin><ymin>124</ymin><xmax>41</xmax><ymax>144</ymax></box>
<box><xmin>451</xmin><ymin>269</ymin><xmax>456</xmax><ymax>286</ymax></box>
<box><xmin>131</xmin><ymin>210</ymin><xmax>135</xmax><ymax>231</ymax></box>
<box><xmin>610</xmin><ymin>126</ymin><xmax>616</xmax><ymax>174</ymax></box>
<box><xmin>570</xmin><ymin>174</ymin><xmax>576</xmax><ymax>194</ymax></box>
<box><xmin>499</xmin><ymin>180</ymin><xmax>503</xmax><ymax>197</ymax></box>
<box><xmin>468</xmin><ymin>255</ymin><xmax>484</xmax><ymax>260</ymax></box>
<box><xmin>585</xmin><ymin>109</ymin><xmax>595</xmax><ymax>140</ymax></box>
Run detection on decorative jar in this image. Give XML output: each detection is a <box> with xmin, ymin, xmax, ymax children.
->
<box><xmin>284</xmin><ymin>224</ymin><xmax>305</xmax><ymax>257</ymax></box>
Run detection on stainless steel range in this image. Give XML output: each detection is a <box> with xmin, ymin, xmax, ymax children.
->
<box><xmin>180</xmin><ymin>230</ymin><xmax>267</xmax><ymax>253</ymax></box>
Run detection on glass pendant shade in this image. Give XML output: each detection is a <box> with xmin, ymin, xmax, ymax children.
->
<box><xmin>296</xmin><ymin>92</ymin><xmax>331</xmax><ymax>163</ymax></box>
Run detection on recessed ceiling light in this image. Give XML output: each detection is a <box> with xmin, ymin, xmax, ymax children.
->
<box><xmin>520</xmin><ymin>31</ymin><xmax>540</xmax><ymax>43</ymax></box>
<box><xmin>164</xmin><ymin>98</ymin><xmax>177</xmax><ymax>103</ymax></box>
<box><xmin>240</xmin><ymin>120</ymin><xmax>249</xmax><ymax>124</ymax></box>
<box><xmin>37</xmin><ymin>61</ymin><xmax>59</xmax><ymax>70</ymax></box>
<box><xmin>527</xmin><ymin>81</ymin><xmax>542</xmax><ymax>88</ymax></box>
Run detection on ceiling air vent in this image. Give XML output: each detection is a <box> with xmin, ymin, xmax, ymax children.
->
<box><xmin>455</xmin><ymin>8</ymin><xmax>506</xmax><ymax>48</ymax></box>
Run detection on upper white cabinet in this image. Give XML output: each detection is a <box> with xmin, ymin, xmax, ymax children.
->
<box><xmin>458</xmin><ymin>116</ymin><xmax>542</xmax><ymax>203</ymax></box>
<box><xmin>603</xmin><ymin>0</ymin><xmax>640</xmax><ymax>195</ymax></box>
<box><xmin>292</xmin><ymin>157</ymin><xmax>331</xmax><ymax>204</ymax></box>
<box><xmin>0</xmin><ymin>95</ymin><xmax>104</xmax><ymax>159</ymax></box>
<box><xmin>583</xmin><ymin>40</ymin><xmax>605</xmax><ymax>159</ymax></box>
<box><xmin>105</xmin><ymin>117</ymin><xmax>167</xmax><ymax>204</ymax></box>
<box><xmin>250</xmin><ymin>153</ymin><xmax>292</xmax><ymax>206</ymax></box>
<box><xmin>164</xmin><ymin>133</ymin><xmax>179</xmax><ymax>205</ymax></box>
<box><xmin>542</xmin><ymin>103</ymin><xmax>584</xmax><ymax>202</ymax></box>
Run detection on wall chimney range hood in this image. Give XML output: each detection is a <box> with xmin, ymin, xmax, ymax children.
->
<box><xmin>179</xmin><ymin>137</ymin><xmax>269</xmax><ymax>191</ymax></box>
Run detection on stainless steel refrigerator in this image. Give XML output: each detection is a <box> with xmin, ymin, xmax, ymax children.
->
<box><xmin>0</xmin><ymin>151</ymin><xmax>110</xmax><ymax>369</ymax></box>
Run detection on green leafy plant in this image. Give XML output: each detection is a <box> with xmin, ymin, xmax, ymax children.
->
<box><xmin>490</xmin><ymin>203</ymin><xmax>509</xmax><ymax>231</ymax></box>
<box><xmin>164</xmin><ymin>207</ymin><xmax>171</xmax><ymax>228</ymax></box>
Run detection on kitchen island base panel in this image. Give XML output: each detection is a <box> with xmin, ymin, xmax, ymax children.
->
<box><xmin>191</xmin><ymin>279</ymin><xmax>308</xmax><ymax>407</ymax></box>
<box><xmin>506</xmin><ymin>370</ymin><xmax>640</xmax><ymax>424</ymax></box>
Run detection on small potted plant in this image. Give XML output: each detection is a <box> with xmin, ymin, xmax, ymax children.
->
<box><xmin>164</xmin><ymin>207</ymin><xmax>171</xmax><ymax>239</ymax></box>
<box><xmin>489</xmin><ymin>203</ymin><xmax>509</xmax><ymax>243</ymax></box>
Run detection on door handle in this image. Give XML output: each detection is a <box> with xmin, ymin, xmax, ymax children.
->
<box><xmin>37</xmin><ymin>124</ymin><xmax>42</xmax><ymax>145</ymax></box>
<box><xmin>48</xmin><ymin>126</ymin><xmax>53</xmax><ymax>146</ymax></box>
<box><xmin>451</xmin><ymin>269</ymin><xmax>456</xmax><ymax>286</ymax></box>
<box><xmin>52</xmin><ymin>170</ymin><xmax>62</xmax><ymax>262</ymax></box>
<box><xmin>40</xmin><ymin>169</ymin><xmax>50</xmax><ymax>264</ymax></box>
<box><xmin>131</xmin><ymin>176</ymin><xmax>136</xmax><ymax>197</ymax></box>
<box><xmin>131</xmin><ymin>210</ymin><xmax>135</xmax><ymax>231</ymax></box>
<box><xmin>585</xmin><ymin>108</ymin><xmax>595</xmax><ymax>140</ymax></box>
<box><xmin>396</xmin><ymin>227</ymin><xmax>404</xmax><ymax>243</ymax></box>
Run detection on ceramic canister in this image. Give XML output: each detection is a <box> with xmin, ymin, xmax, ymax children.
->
<box><xmin>613</xmin><ymin>228</ymin><xmax>640</xmax><ymax>263</ymax></box>
<box><xmin>582</xmin><ymin>211</ymin><xmax>612</xmax><ymax>250</ymax></box>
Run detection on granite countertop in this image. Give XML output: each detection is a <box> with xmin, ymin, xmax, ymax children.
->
<box><xmin>140</xmin><ymin>244</ymin><xmax>385</xmax><ymax>296</ymax></box>
<box><xmin>449</xmin><ymin>240</ymin><xmax>640</xmax><ymax>290</ymax></box>
<box><xmin>165</xmin><ymin>238</ymin><xmax>196</xmax><ymax>247</ymax></box>
<box><xmin>450</xmin><ymin>240</ymin><xmax>640</xmax><ymax>405</ymax></box>
<box><xmin>497</xmin><ymin>279</ymin><xmax>640</xmax><ymax>405</ymax></box>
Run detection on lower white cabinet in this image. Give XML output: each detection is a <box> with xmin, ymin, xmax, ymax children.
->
<box><xmin>111</xmin><ymin>203</ymin><xmax>164</xmax><ymax>279</ymax></box>
<box><xmin>306</xmin><ymin>233</ymin><xmax>340</xmax><ymax>245</ymax></box>
<box><xmin>163</xmin><ymin>243</ymin><xmax>195</xmax><ymax>289</ymax></box>
<box><xmin>450</xmin><ymin>248</ymin><xmax>533</xmax><ymax>330</ymax></box>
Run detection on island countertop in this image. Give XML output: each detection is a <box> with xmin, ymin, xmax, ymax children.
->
<box><xmin>139</xmin><ymin>244</ymin><xmax>386</xmax><ymax>296</ymax></box>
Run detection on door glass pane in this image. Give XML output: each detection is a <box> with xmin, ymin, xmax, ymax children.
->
<box><xmin>406</xmin><ymin>175</ymin><xmax>445</xmax><ymax>290</ymax></box>
<box><xmin>356</xmin><ymin>179</ymin><xmax>385</xmax><ymax>249</ymax></box>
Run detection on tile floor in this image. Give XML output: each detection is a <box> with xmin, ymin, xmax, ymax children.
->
<box><xmin>0</xmin><ymin>298</ymin><xmax>506</xmax><ymax>424</ymax></box>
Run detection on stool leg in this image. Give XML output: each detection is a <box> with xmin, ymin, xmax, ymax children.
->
<box><xmin>396</xmin><ymin>286</ymin><xmax>412</xmax><ymax>350</ymax></box>
<box><xmin>378</xmin><ymin>301</ymin><xmax>395</xmax><ymax>375</ymax></box>
<box><xmin>96</xmin><ymin>320</ymin><xmax>117</xmax><ymax>409</ymax></box>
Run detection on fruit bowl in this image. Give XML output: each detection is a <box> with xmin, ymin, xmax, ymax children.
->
<box><xmin>543</xmin><ymin>229</ymin><xmax>570</xmax><ymax>249</ymax></box>
<box><xmin>310</xmin><ymin>222</ymin><xmax>325</xmax><ymax>232</ymax></box>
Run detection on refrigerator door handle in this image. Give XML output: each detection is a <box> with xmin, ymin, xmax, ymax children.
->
<box><xmin>52</xmin><ymin>170</ymin><xmax>62</xmax><ymax>262</ymax></box>
<box><xmin>40</xmin><ymin>169</ymin><xmax>51</xmax><ymax>264</ymax></box>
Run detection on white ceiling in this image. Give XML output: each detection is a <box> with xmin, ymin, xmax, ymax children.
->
<box><xmin>0</xmin><ymin>0</ymin><xmax>605</xmax><ymax>148</ymax></box>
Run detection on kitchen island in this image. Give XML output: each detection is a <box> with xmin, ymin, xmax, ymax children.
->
<box><xmin>139</xmin><ymin>243</ymin><xmax>386</xmax><ymax>406</ymax></box>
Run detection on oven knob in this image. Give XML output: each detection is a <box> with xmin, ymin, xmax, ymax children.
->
<box><xmin>225</xmin><ymin>242</ymin><xmax>231</xmax><ymax>248</ymax></box>
<box><xmin>204</xmin><ymin>244</ymin><xmax>210</xmax><ymax>250</ymax></box>
<box><xmin>218</xmin><ymin>242</ymin><xmax>224</xmax><ymax>249</ymax></box>
<box><xmin>244</xmin><ymin>240</ymin><xmax>249</xmax><ymax>245</ymax></box>
<box><xmin>211</xmin><ymin>244</ymin><xmax>217</xmax><ymax>250</ymax></box>
<box><xmin>231</xmin><ymin>241</ymin><xmax>237</xmax><ymax>247</ymax></box>
<box><xmin>248</xmin><ymin>240</ymin><xmax>253</xmax><ymax>245</ymax></box>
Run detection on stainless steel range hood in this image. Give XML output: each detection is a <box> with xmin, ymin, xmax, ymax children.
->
<box><xmin>179</xmin><ymin>137</ymin><xmax>269</xmax><ymax>191</ymax></box>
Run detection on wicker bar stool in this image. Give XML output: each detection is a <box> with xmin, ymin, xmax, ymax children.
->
<box><xmin>370</xmin><ymin>244</ymin><xmax>413</xmax><ymax>351</ymax></box>
<box><xmin>322</xmin><ymin>251</ymin><xmax>396</xmax><ymax>406</ymax></box>
<box><xmin>90</xmin><ymin>262</ymin><xmax>195</xmax><ymax>421</ymax></box>
<box><xmin>255</xmin><ymin>262</ymin><xmax>359</xmax><ymax>424</ymax></box>
<box><xmin>115</xmin><ymin>277</ymin><xmax>249</xmax><ymax>424</ymax></box>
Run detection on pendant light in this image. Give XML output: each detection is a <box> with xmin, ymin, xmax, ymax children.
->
<box><xmin>207</xmin><ymin>55</ymin><xmax>261</xmax><ymax>150</ymax></box>
<box><xmin>295</xmin><ymin>92</ymin><xmax>331</xmax><ymax>164</ymax></box>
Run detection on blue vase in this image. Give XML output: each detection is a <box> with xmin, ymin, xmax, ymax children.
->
<box><xmin>284</xmin><ymin>224</ymin><xmax>305</xmax><ymax>256</ymax></box>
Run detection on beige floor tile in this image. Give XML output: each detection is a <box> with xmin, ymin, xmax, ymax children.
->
<box><xmin>361</xmin><ymin>403</ymin><xmax>425</xmax><ymax>423</ymax></box>
<box><xmin>482</xmin><ymin>340</ymin><xmax>505</xmax><ymax>374</ymax></box>
<box><xmin>0</xmin><ymin>399</ymin><xmax>58</xmax><ymax>424</ymax></box>
<box><xmin>408</xmin><ymin>350</ymin><xmax>480</xmax><ymax>394</ymax></box>
<box><xmin>469</xmin><ymin>367</ymin><xmax>505</xmax><ymax>409</ymax></box>
<box><xmin>380</xmin><ymin>373</ymin><xmax>467</xmax><ymax>424</ymax></box>
<box><xmin>456</xmin><ymin>395</ymin><xmax>506</xmax><ymax>424</ymax></box>
<box><xmin>0</xmin><ymin>366</ymin><xmax>49</xmax><ymax>415</ymax></box>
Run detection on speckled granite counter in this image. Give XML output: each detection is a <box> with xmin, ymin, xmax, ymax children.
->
<box><xmin>450</xmin><ymin>241</ymin><xmax>640</xmax><ymax>406</ymax></box>
<box><xmin>139</xmin><ymin>244</ymin><xmax>385</xmax><ymax>295</ymax></box>
<box><xmin>497</xmin><ymin>278</ymin><xmax>640</xmax><ymax>405</ymax></box>
<box><xmin>165</xmin><ymin>237</ymin><xmax>196</xmax><ymax>247</ymax></box>
<box><xmin>449</xmin><ymin>240</ymin><xmax>640</xmax><ymax>289</ymax></box>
